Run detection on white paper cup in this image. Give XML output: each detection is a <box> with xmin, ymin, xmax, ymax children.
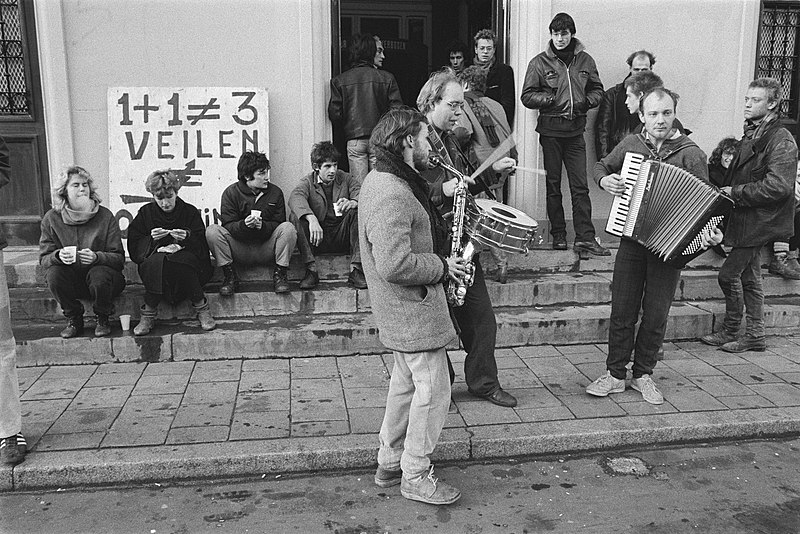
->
<box><xmin>250</xmin><ymin>209</ymin><xmax>262</xmax><ymax>219</ymax></box>
<box><xmin>62</xmin><ymin>246</ymin><xmax>77</xmax><ymax>264</ymax></box>
<box><xmin>333</xmin><ymin>200</ymin><xmax>343</xmax><ymax>217</ymax></box>
<box><xmin>119</xmin><ymin>314</ymin><xmax>131</xmax><ymax>331</ymax></box>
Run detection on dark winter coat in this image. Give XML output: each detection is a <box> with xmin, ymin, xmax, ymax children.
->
<box><xmin>220</xmin><ymin>181</ymin><xmax>287</xmax><ymax>243</ymax></box>
<box><xmin>328</xmin><ymin>63</ymin><xmax>403</xmax><ymax>140</ymax></box>
<box><xmin>39</xmin><ymin>205</ymin><xmax>125</xmax><ymax>271</ymax></box>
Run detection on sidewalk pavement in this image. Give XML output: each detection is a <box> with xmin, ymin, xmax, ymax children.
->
<box><xmin>3</xmin><ymin>337</ymin><xmax>800</xmax><ymax>491</ymax></box>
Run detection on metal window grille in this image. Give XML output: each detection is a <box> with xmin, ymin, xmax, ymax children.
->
<box><xmin>758</xmin><ymin>2</ymin><xmax>800</xmax><ymax>119</ymax></box>
<box><xmin>0</xmin><ymin>0</ymin><xmax>28</xmax><ymax>116</ymax></box>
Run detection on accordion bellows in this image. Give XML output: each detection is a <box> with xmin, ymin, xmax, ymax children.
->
<box><xmin>606</xmin><ymin>152</ymin><xmax>733</xmax><ymax>268</ymax></box>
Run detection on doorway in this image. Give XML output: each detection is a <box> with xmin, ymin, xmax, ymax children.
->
<box><xmin>0</xmin><ymin>0</ymin><xmax>50</xmax><ymax>246</ymax></box>
<box><xmin>331</xmin><ymin>0</ymin><xmax>497</xmax><ymax>171</ymax></box>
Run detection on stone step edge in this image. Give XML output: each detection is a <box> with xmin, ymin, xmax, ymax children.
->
<box><xmin>4</xmin><ymin>406</ymin><xmax>799</xmax><ymax>491</ymax></box>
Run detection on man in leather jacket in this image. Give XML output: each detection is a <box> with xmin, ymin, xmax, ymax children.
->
<box><xmin>328</xmin><ymin>34</ymin><xmax>403</xmax><ymax>183</ymax></box>
<box><xmin>521</xmin><ymin>13</ymin><xmax>608</xmax><ymax>256</ymax></box>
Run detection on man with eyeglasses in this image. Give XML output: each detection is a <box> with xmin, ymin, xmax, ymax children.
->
<box><xmin>473</xmin><ymin>29</ymin><xmax>515</xmax><ymax>125</ymax></box>
<box><xmin>521</xmin><ymin>12</ymin><xmax>607</xmax><ymax>256</ymax></box>
<box><xmin>418</xmin><ymin>68</ymin><xmax>519</xmax><ymax>409</ymax></box>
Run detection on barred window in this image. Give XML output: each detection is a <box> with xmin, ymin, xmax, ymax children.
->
<box><xmin>757</xmin><ymin>2</ymin><xmax>800</xmax><ymax>119</ymax></box>
<box><xmin>0</xmin><ymin>0</ymin><xmax>28</xmax><ymax>116</ymax></box>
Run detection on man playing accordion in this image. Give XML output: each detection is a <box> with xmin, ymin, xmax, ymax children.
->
<box><xmin>586</xmin><ymin>87</ymin><xmax>722</xmax><ymax>405</ymax></box>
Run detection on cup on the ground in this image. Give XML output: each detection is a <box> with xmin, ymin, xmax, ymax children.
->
<box><xmin>250</xmin><ymin>209</ymin><xmax>261</xmax><ymax>219</ymax></box>
<box><xmin>61</xmin><ymin>246</ymin><xmax>77</xmax><ymax>265</ymax></box>
<box><xmin>119</xmin><ymin>314</ymin><xmax>131</xmax><ymax>331</ymax></box>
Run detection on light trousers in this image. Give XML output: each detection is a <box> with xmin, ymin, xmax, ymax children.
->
<box><xmin>0</xmin><ymin>251</ymin><xmax>21</xmax><ymax>439</ymax></box>
<box><xmin>377</xmin><ymin>347</ymin><xmax>450</xmax><ymax>482</ymax></box>
<box><xmin>205</xmin><ymin>222</ymin><xmax>297</xmax><ymax>268</ymax></box>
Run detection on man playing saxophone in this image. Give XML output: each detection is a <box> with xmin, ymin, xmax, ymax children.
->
<box><xmin>418</xmin><ymin>68</ymin><xmax>519</xmax><ymax>408</ymax></box>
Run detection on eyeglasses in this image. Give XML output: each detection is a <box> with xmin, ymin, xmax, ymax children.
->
<box><xmin>445</xmin><ymin>100</ymin><xmax>464</xmax><ymax>111</ymax></box>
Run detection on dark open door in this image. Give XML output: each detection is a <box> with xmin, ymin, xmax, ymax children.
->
<box><xmin>0</xmin><ymin>0</ymin><xmax>50</xmax><ymax>246</ymax></box>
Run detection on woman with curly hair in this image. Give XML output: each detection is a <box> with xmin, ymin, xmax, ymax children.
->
<box><xmin>39</xmin><ymin>166</ymin><xmax>126</xmax><ymax>338</ymax></box>
<box><xmin>127</xmin><ymin>170</ymin><xmax>215</xmax><ymax>335</ymax></box>
<box><xmin>708</xmin><ymin>136</ymin><xmax>739</xmax><ymax>188</ymax></box>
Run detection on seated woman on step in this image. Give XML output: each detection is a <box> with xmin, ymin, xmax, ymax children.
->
<box><xmin>127</xmin><ymin>170</ymin><xmax>215</xmax><ymax>335</ymax></box>
<box><xmin>39</xmin><ymin>165</ymin><xmax>126</xmax><ymax>338</ymax></box>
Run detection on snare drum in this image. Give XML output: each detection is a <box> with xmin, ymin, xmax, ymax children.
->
<box><xmin>464</xmin><ymin>198</ymin><xmax>538</xmax><ymax>254</ymax></box>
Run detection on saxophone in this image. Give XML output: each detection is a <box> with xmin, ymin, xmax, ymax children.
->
<box><xmin>429</xmin><ymin>154</ymin><xmax>478</xmax><ymax>307</ymax></box>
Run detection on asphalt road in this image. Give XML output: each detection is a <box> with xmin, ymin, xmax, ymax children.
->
<box><xmin>1</xmin><ymin>437</ymin><xmax>799</xmax><ymax>534</ymax></box>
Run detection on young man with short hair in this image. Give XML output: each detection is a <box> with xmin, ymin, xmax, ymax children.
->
<box><xmin>473</xmin><ymin>29</ymin><xmax>515</xmax><ymax>125</ymax></box>
<box><xmin>701</xmin><ymin>78</ymin><xmax>798</xmax><ymax>353</ymax></box>
<box><xmin>289</xmin><ymin>141</ymin><xmax>365</xmax><ymax>290</ymax></box>
<box><xmin>521</xmin><ymin>13</ymin><xmax>607</xmax><ymax>255</ymax></box>
<box><xmin>587</xmin><ymin>88</ymin><xmax>721</xmax><ymax>405</ymax></box>
<box><xmin>206</xmin><ymin>151</ymin><xmax>297</xmax><ymax>294</ymax></box>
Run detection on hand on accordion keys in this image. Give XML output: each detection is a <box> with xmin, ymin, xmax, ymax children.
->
<box><xmin>600</xmin><ymin>173</ymin><xmax>628</xmax><ymax>196</ymax></box>
<box><xmin>699</xmin><ymin>226</ymin><xmax>724</xmax><ymax>250</ymax></box>
<box><xmin>446</xmin><ymin>256</ymin><xmax>470</xmax><ymax>283</ymax></box>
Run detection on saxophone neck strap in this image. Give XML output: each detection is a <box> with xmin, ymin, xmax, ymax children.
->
<box><xmin>427</xmin><ymin>123</ymin><xmax>456</xmax><ymax>168</ymax></box>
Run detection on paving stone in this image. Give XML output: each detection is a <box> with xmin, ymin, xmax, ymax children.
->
<box><xmin>747</xmin><ymin>383</ymin><xmax>800</xmax><ymax>406</ymax></box>
<box><xmin>70</xmin><ymin>385</ymin><xmax>135</xmax><ymax>409</ymax></box>
<box><xmin>34</xmin><ymin>431</ymin><xmax>105</xmax><ymax>452</ymax></box>
<box><xmin>523</xmin><ymin>356</ymin><xmax>582</xmax><ymax>377</ymax></box>
<box><xmin>619</xmin><ymin>400</ymin><xmax>679</xmax><ymax>416</ymax></box>
<box><xmin>291</xmin><ymin>378</ymin><xmax>343</xmax><ymax>399</ymax></box>
<box><xmin>131</xmin><ymin>374</ymin><xmax>190</xmax><ymax>396</ymax></box>
<box><xmin>238</xmin><ymin>370</ymin><xmax>289</xmax><ymax>393</ymax></box>
<box><xmin>443</xmin><ymin>411</ymin><xmax>466</xmax><ymax>429</ymax></box>
<box><xmin>102</xmin><ymin>415</ymin><xmax>172</xmax><ymax>447</ymax></box>
<box><xmin>348</xmin><ymin>407</ymin><xmax>384</xmax><ymax>434</ymax></box>
<box><xmin>516</xmin><ymin>405</ymin><xmax>575</xmax><ymax>423</ymax></box>
<box><xmin>291</xmin><ymin>357</ymin><xmax>339</xmax><ymax>379</ymax></box>
<box><xmin>776</xmin><ymin>372</ymin><xmax>800</xmax><ymax>385</ymax></box>
<box><xmin>717</xmin><ymin>364</ymin><xmax>782</xmax><ymax>385</ymax></box>
<box><xmin>343</xmin><ymin>387</ymin><xmax>388</xmax><ymax>409</ymax></box>
<box><xmin>19</xmin><ymin>399</ymin><xmax>70</xmax><ymax>425</ymax></box>
<box><xmin>663</xmin><ymin>358</ymin><xmax>725</xmax><ymax>377</ymax></box>
<box><xmin>291</xmin><ymin>420</ymin><xmax>350</xmax><ymax>437</ymax></box>
<box><xmin>557</xmin><ymin>344</ymin><xmax>606</xmax><ymax>356</ymax></box>
<box><xmin>48</xmin><ymin>407</ymin><xmax>121</xmax><ymax>433</ymax></box>
<box><xmin>494</xmin><ymin>352</ymin><xmax>528</xmax><ymax>369</ymax></box>
<box><xmin>84</xmin><ymin>372</ymin><xmax>143</xmax><ymax>388</ymax></box>
<box><xmin>572</xmin><ymin>362</ymin><xmax>608</xmax><ymax>382</ymax></box>
<box><xmin>739</xmin><ymin>354</ymin><xmax>800</xmax><ymax>374</ymax></box>
<box><xmin>497</xmin><ymin>367</ymin><xmax>544</xmax><ymax>389</ymax></box>
<box><xmin>718</xmin><ymin>395</ymin><xmax>776</xmax><ymax>410</ymax></box>
<box><xmin>190</xmin><ymin>360</ymin><xmax>242</xmax><ymax>382</ymax></box>
<box><xmin>560</xmin><ymin>395</ymin><xmax>627</xmax><ymax>418</ymax></box>
<box><xmin>505</xmin><ymin>387</ymin><xmax>562</xmax><ymax>409</ymax></box>
<box><xmin>241</xmin><ymin>359</ymin><xmax>289</xmax><ymax>372</ymax></box>
<box><xmin>94</xmin><ymin>362</ymin><xmax>147</xmax><ymax>374</ymax></box>
<box><xmin>690</xmin><ymin>375</ymin><xmax>756</xmax><ymax>397</ymax></box>
<box><xmin>513</xmin><ymin>345</ymin><xmax>564</xmax><ymax>358</ymax></box>
<box><xmin>540</xmin><ymin>372</ymin><xmax>591</xmax><ymax>397</ymax></box>
<box><xmin>562</xmin><ymin>351</ymin><xmax>606</xmax><ymax>365</ymax></box>
<box><xmin>338</xmin><ymin>357</ymin><xmax>390</xmax><ymax>388</ymax></box>
<box><xmin>172</xmin><ymin>402</ymin><xmax>235</xmax><ymax>428</ymax></box>
<box><xmin>692</xmin><ymin>352</ymin><xmax>751</xmax><ymax>366</ymax></box>
<box><xmin>292</xmin><ymin>398</ymin><xmax>348</xmax><ymax>422</ymax></box>
<box><xmin>766</xmin><ymin>345</ymin><xmax>800</xmax><ymax>363</ymax></box>
<box><xmin>20</xmin><ymin>378</ymin><xmax>87</xmax><ymax>401</ymax></box>
<box><xmin>166</xmin><ymin>426</ymin><xmax>230</xmax><ymax>445</ymax></box>
<box><xmin>142</xmin><ymin>361</ymin><xmax>195</xmax><ymax>376</ymax></box>
<box><xmin>229</xmin><ymin>411</ymin><xmax>290</xmax><ymax>440</ymax></box>
<box><xmin>664</xmin><ymin>386</ymin><xmax>729</xmax><ymax>412</ymax></box>
<box><xmin>235</xmin><ymin>390</ymin><xmax>290</xmax><ymax>413</ymax></box>
<box><xmin>16</xmin><ymin>367</ymin><xmax>46</xmax><ymax>392</ymax></box>
<box><xmin>119</xmin><ymin>394</ymin><xmax>182</xmax><ymax>418</ymax></box>
<box><xmin>457</xmin><ymin>400</ymin><xmax>522</xmax><ymax>426</ymax></box>
<box><xmin>39</xmin><ymin>365</ymin><xmax>97</xmax><ymax>380</ymax></box>
<box><xmin>183</xmin><ymin>381</ymin><xmax>239</xmax><ymax>404</ymax></box>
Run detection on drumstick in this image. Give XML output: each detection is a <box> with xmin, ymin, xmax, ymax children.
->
<box><xmin>469</xmin><ymin>135</ymin><xmax>518</xmax><ymax>181</ymax></box>
<box><xmin>513</xmin><ymin>165</ymin><xmax>547</xmax><ymax>176</ymax></box>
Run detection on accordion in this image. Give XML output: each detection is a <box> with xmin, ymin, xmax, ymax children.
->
<box><xmin>605</xmin><ymin>152</ymin><xmax>733</xmax><ymax>268</ymax></box>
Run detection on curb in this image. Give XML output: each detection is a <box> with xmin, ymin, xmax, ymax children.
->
<box><xmin>4</xmin><ymin>406</ymin><xmax>799</xmax><ymax>492</ymax></box>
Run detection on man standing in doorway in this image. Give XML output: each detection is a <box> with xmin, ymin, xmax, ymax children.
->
<box><xmin>473</xmin><ymin>29</ymin><xmax>515</xmax><ymax>125</ymax></box>
<box><xmin>329</xmin><ymin>34</ymin><xmax>403</xmax><ymax>183</ymax></box>
<box><xmin>596</xmin><ymin>50</ymin><xmax>656</xmax><ymax>159</ymax></box>
<box><xmin>521</xmin><ymin>13</ymin><xmax>607</xmax><ymax>255</ymax></box>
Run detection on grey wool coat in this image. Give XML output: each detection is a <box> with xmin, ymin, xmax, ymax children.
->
<box><xmin>358</xmin><ymin>168</ymin><xmax>456</xmax><ymax>353</ymax></box>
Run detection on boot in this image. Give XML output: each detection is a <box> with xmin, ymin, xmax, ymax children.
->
<box><xmin>94</xmin><ymin>314</ymin><xmax>111</xmax><ymax>337</ymax></box>
<box><xmin>133</xmin><ymin>304</ymin><xmax>157</xmax><ymax>336</ymax></box>
<box><xmin>193</xmin><ymin>297</ymin><xmax>216</xmax><ymax>331</ymax></box>
<box><xmin>219</xmin><ymin>264</ymin><xmax>239</xmax><ymax>296</ymax></box>
<box><xmin>60</xmin><ymin>315</ymin><xmax>84</xmax><ymax>339</ymax></box>
<box><xmin>768</xmin><ymin>252</ymin><xmax>800</xmax><ymax>280</ymax></box>
<box><xmin>786</xmin><ymin>250</ymin><xmax>800</xmax><ymax>274</ymax></box>
<box><xmin>273</xmin><ymin>266</ymin><xmax>290</xmax><ymax>294</ymax></box>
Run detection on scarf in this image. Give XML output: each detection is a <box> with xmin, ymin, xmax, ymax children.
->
<box><xmin>550</xmin><ymin>39</ymin><xmax>576</xmax><ymax>66</ymax></box>
<box><xmin>61</xmin><ymin>198</ymin><xmax>100</xmax><ymax>225</ymax></box>
<box><xmin>743</xmin><ymin>110</ymin><xmax>779</xmax><ymax>140</ymax></box>
<box><xmin>373</xmin><ymin>146</ymin><xmax>448</xmax><ymax>256</ymax></box>
<box><xmin>464</xmin><ymin>90</ymin><xmax>500</xmax><ymax>147</ymax></box>
<box><xmin>473</xmin><ymin>54</ymin><xmax>495</xmax><ymax>72</ymax></box>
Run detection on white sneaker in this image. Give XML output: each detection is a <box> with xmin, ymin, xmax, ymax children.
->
<box><xmin>631</xmin><ymin>375</ymin><xmax>664</xmax><ymax>405</ymax></box>
<box><xmin>586</xmin><ymin>371</ymin><xmax>625</xmax><ymax>397</ymax></box>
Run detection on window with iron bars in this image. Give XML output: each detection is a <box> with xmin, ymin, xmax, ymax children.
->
<box><xmin>757</xmin><ymin>1</ymin><xmax>800</xmax><ymax>127</ymax></box>
<box><xmin>0</xmin><ymin>0</ymin><xmax>27</xmax><ymax>116</ymax></box>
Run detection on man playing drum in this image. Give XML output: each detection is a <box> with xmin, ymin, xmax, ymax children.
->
<box><xmin>418</xmin><ymin>68</ymin><xmax>519</xmax><ymax>408</ymax></box>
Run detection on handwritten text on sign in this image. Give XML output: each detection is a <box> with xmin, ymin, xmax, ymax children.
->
<box><xmin>107</xmin><ymin>87</ymin><xmax>269</xmax><ymax>236</ymax></box>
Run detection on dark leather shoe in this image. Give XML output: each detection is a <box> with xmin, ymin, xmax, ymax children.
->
<box><xmin>552</xmin><ymin>234</ymin><xmax>568</xmax><ymax>250</ymax></box>
<box><xmin>348</xmin><ymin>267</ymin><xmax>367</xmax><ymax>289</ymax></box>
<box><xmin>60</xmin><ymin>318</ymin><xmax>84</xmax><ymax>339</ymax></box>
<box><xmin>721</xmin><ymin>335</ymin><xmax>766</xmax><ymax>353</ymax></box>
<box><xmin>273</xmin><ymin>268</ymin><xmax>290</xmax><ymax>294</ymax></box>
<box><xmin>299</xmin><ymin>269</ymin><xmax>319</xmax><ymax>290</ymax></box>
<box><xmin>574</xmin><ymin>239</ymin><xmax>611</xmax><ymax>256</ymax></box>
<box><xmin>472</xmin><ymin>388</ymin><xmax>517</xmax><ymax>408</ymax></box>
<box><xmin>94</xmin><ymin>315</ymin><xmax>111</xmax><ymax>337</ymax></box>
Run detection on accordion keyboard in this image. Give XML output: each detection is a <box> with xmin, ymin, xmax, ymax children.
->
<box><xmin>605</xmin><ymin>152</ymin><xmax>646</xmax><ymax>237</ymax></box>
